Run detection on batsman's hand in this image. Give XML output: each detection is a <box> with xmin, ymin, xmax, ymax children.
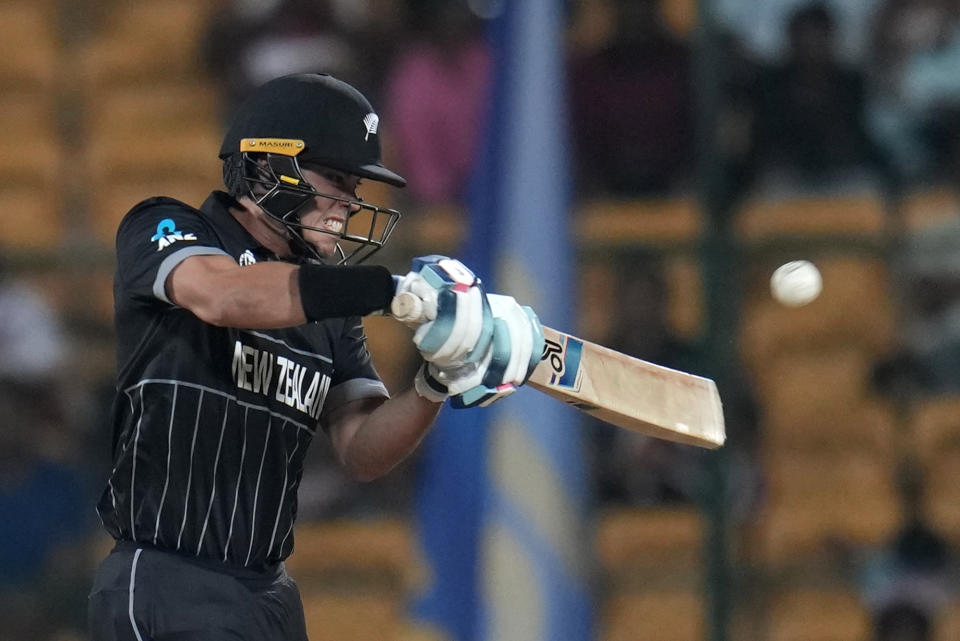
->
<box><xmin>414</xmin><ymin>293</ymin><xmax>545</xmax><ymax>408</ymax></box>
<box><xmin>393</xmin><ymin>255</ymin><xmax>494</xmax><ymax>369</ymax></box>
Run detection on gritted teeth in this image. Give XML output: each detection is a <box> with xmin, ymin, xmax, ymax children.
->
<box><xmin>321</xmin><ymin>218</ymin><xmax>344</xmax><ymax>233</ymax></box>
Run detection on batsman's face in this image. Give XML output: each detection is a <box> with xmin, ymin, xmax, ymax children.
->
<box><xmin>297</xmin><ymin>166</ymin><xmax>363</xmax><ymax>258</ymax></box>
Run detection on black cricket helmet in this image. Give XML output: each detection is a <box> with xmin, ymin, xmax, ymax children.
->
<box><xmin>219</xmin><ymin>73</ymin><xmax>405</xmax><ymax>264</ymax></box>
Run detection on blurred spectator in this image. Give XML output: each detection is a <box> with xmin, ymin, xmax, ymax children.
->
<box><xmin>866</xmin><ymin>154</ymin><xmax>960</xmax><ymax>394</ymax></box>
<box><xmin>0</xmin><ymin>264</ymin><xmax>92</xmax><ymax>641</ymax></box>
<box><xmin>590</xmin><ymin>253</ymin><xmax>763</xmax><ymax>521</ymax></box>
<box><xmin>873</xmin><ymin>603</ymin><xmax>933</xmax><ymax>641</ymax></box>
<box><xmin>713</xmin><ymin>0</ymin><xmax>882</xmax><ymax>64</ymax></box>
<box><xmin>845</xmin><ymin>459</ymin><xmax>958</xmax><ymax>641</ymax></box>
<box><xmin>750</xmin><ymin>2</ymin><xmax>891</xmax><ymax>194</ymax></box>
<box><xmin>867</xmin><ymin>0</ymin><xmax>960</xmax><ymax>183</ymax></box>
<box><xmin>382</xmin><ymin>1</ymin><xmax>492</xmax><ymax>206</ymax></box>
<box><xmin>202</xmin><ymin>0</ymin><xmax>365</xmax><ymax>119</ymax></box>
<box><xmin>859</xmin><ymin>518</ymin><xmax>957</xmax><ymax>641</ymax></box>
<box><xmin>568</xmin><ymin>0</ymin><xmax>694</xmax><ymax>197</ymax></box>
<box><xmin>880</xmin><ymin>212</ymin><xmax>960</xmax><ymax>393</ymax></box>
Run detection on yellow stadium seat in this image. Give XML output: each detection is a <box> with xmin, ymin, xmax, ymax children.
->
<box><xmin>767</xmin><ymin>586</ymin><xmax>870</xmax><ymax>641</ymax></box>
<box><xmin>0</xmin><ymin>91</ymin><xmax>62</xmax><ymax>188</ymax></box>
<box><xmin>909</xmin><ymin>395</ymin><xmax>960</xmax><ymax>461</ymax></box>
<box><xmin>899</xmin><ymin>185</ymin><xmax>960</xmax><ymax>232</ymax></box>
<box><xmin>576</xmin><ymin>197</ymin><xmax>704</xmax><ymax>248</ymax></box>
<box><xmin>0</xmin><ymin>2</ymin><xmax>59</xmax><ymax>90</ymax></box>
<box><xmin>301</xmin><ymin>591</ymin><xmax>405</xmax><ymax>641</ymax></box>
<box><xmin>595</xmin><ymin>506</ymin><xmax>705</xmax><ymax>574</ymax></box>
<box><xmin>735</xmin><ymin>191</ymin><xmax>888</xmax><ymax>241</ymax></box>
<box><xmin>923</xmin><ymin>450</ymin><xmax>960</xmax><ymax>545</ymax></box>
<box><xmin>935</xmin><ymin>603</ymin><xmax>960</xmax><ymax>641</ymax></box>
<box><xmin>0</xmin><ymin>187</ymin><xmax>62</xmax><ymax>249</ymax></box>
<box><xmin>600</xmin><ymin>590</ymin><xmax>705</xmax><ymax>641</ymax></box>
<box><xmin>84</xmin><ymin>82</ymin><xmax>221</xmax><ymax>139</ymax></box>
<box><xmin>751</xmin><ymin>348</ymin><xmax>896</xmax><ymax>453</ymax></box>
<box><xmin>78</xmin><ymin>0</ymin><xmax>217</xmax><ymax>85</ymax></box>
<box><xmin>759</xmin><ymin>453</ymin><xmax>900</xmax><ymax>563</ymax></box>
<box><xmin>286</xmin><ymin>518</ymin><xmax>416</xmax><ymax>585</ymax></box>
<box><xmin>86</xmin><ymin>175</ymin><xmax>215</xmax><ymax>245</ymax></box>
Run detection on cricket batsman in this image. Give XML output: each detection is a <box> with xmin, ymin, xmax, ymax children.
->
<box><xmin>88</xmin><ymin>73</ymin><xmax>543</xmax><ymax>641</ymax></box>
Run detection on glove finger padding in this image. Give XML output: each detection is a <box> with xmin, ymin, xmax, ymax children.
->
<box><xmin>485</xmin><ymin>294</ymin><xmax>545</xmax><ymax>386</ymax></box>
<box><xmin>397</xmin><ymin>256</ymin><xmax>495</xmax><ymax>369</ymax></box>
<box><xmin>445</xmin><ymin>297</ymin><xmax>546</xmax><ymax>409</ymax></box>
<box><xmin>423</xmin><ymin>350</ymin><xmax>517</xmax><ymax>409</ymax></box>
<box><xmin>410</xmin><ymin>283</ymin><xmax>546</xmax><ymax>410</ymax></box>
<box><xmin>522</xmin><ymin>306</ymin><xmax>545</xmax><ymax>380</ymax></box>
<box><xmin>414</xmin><ymin>286</ymin><xmax>492</xmax><ymax>368</ymax></box>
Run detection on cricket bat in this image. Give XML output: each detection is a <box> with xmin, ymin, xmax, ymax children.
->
<box><xmin>391</xmin><ymin>292</ymin><xmax>725</xmax><ymax>449</ymax></box>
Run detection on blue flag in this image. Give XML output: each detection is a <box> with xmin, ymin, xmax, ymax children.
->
<box><xmin>409</xmin><ymin>2</ymin><xmax>593</xmax><ymax>640</ymax></box>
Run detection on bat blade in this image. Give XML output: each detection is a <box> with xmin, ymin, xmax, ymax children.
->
<box><xmin>390</xmin><ymin>292</ymin><xmax>725</xmax><ymax>448</ymax></box>
<box><xmin>528</xmin><ymin>327</ymin><xmax>725</xmax><ymax>449</ymax></box>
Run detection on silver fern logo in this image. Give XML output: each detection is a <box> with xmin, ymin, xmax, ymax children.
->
<box><xmin>363</xmin><ymin>113</ymin><xmax>379</xmax><ymax>141</ymax></box>
<box><xmin>238</xmin><ymin>250</ymin><xmax>256</xmax><ymax>266</ymax></box>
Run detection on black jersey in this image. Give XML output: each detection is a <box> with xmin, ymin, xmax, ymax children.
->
<box><xmin>97</xmin><ymin>191</ymin><xmax>388</xmax><ymax>570</ymax></box>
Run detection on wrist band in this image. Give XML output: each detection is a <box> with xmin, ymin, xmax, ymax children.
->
<box><xmin>298</xmin><ymin>263</ymin><xmax>394</xmax><ymax>321</ymax></box>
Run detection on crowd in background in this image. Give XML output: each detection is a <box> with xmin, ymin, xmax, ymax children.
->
<box><xmin>4</xmin><ymin>0</ymin><xmax>960</xmax><ymax>639</ymax></box>
<box><xmin>200</xmin><ymin>0</ymin><xmax>960</xmax><ymax>202</ymax></box>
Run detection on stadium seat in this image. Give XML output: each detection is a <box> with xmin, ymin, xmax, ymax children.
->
<box><xmin>922</xmin><ymin>450</ymin><xmax>960</xmax><ymax>545</ymax></box>
<box><xmin>750</xmin><ymin>348</ymin><xmax>897</xmax><ymax>453</ymax></box>
<box><xmin>301</xmin><ymin>591</ymin><xmax>404</xmax><ymax>641</ymax></box>
<box><xmin>576</xmin><ymin>197</ymin><xmax>703</xmax><ymax>248</ymax></box>
<box><xmin>595</xmin><ymin>506</ymin><xmax>705</xmax><ymax>575</ymax></box>
<box><xmin>600</xmin><ymin>590</ymin><xmax>704</xmax><ymax>641</ymax></box>
<box><xmin>286</xmin><ymin>518</ymin><xmax>415</xmax><ymax>585</ymax></box>
<box><xmin>84</xmin><ymin>82</ymin><xmax>221</xmax><ymax>140</ymax></box>
<box><xmin>83</xmin><ymin>85</ymin><xmax>222</xmax><ymax>185</ymax></box>
<box><xmin>0</xmin><ymin>91</ymin><xmax>62</xmax><ymax>188</ymax></box>
<box><xmin>909</xmin><ymin>395</ymin><xmax>960</xmax><ymax>461</ymax></box>
<box><xmin>735</xmin><ymin>191</ymin><xmax>889</xmax><ymax>242</ymax></box>
<box><xmin>898</xmin><ymin>184</ymin><xmax>960</xmax><ymax>232</ymax></box>
<box><xmin>935</xmin><ymin>603</ymin><xmax>960</xmax><ymax>641</ymax></box>
<box><xmin>766</xmin><ymin>586</ymin><xmax>870</xmax><ymax>641</ymax></box>
<box><xmin>86</xmin><ymin>175</ymin><xmax>215</xmax><ymax>245</ymax></box>
<box><xmin>759</xmin><ymin>452</ymin><xmax>900</xmax><ymax>563</ymax></box>
<box><xmin>0</xmin><ymin>2</ymin><xmax>59</xmax><ymax>90</ymax></box>
<box><xmin>0</xmin><ymin>187</ymin><xmax>63</xmax><ymax>249</ymax></box>
<box><xmin>77</xmin><ymin>0</ymin><xmax>217</xmax><ymax>85</ymax></box>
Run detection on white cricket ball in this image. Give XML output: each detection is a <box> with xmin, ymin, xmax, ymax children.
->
<box><xmin>770</xmin><ymin>260</ymin><xmax>822</xmax><ymax>307</ymax></box>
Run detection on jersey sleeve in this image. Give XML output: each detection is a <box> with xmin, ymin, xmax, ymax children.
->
<box><xmin>115</xmin><ymin>199</ymin><xmax>231</xmax><ymax>305</ymax></box>
<box><xmin>324</xmin><ymin>318</ymin><xmax>389</xmax><ymax>415</ymax></box>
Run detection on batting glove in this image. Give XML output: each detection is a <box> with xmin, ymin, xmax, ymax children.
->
<box><xmin>394</xmin><ymin>255</ymin><xmax>494</xmax><ymax>369</ymax></box>
<box><xmin>413</xmin><ymin>294</ymin><xmax>545</xmax><ymax>408</ymax></box>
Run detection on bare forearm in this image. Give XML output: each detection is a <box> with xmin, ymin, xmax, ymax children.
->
<box><xmin>212</xmin><ymin>262</ymin><xmax>307</xmax><ymax>327</ymax></box>
<box><xmin>334</xmin><ymin>388</ymin><xmax>442</xmax><ymax>481</ymax></box>
<box><xmin>168</xmin><ymin>256</ymin><xmax>393</xmax><ymax>329</ymax></box>
<box><xmin>169</xmin><ymin>258</ymin><xmax>307</xmax><ymax>328</ymax></box>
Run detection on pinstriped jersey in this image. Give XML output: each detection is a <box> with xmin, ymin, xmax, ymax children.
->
<box><xmin>97</xmin><ymin>191</ymin><xmax>388</xmax><ymax>570</ymax></box>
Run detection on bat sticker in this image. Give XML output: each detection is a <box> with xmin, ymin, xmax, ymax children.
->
<box><xmin>542</xmin><ymin>334</ymin><xmax>583</xmax><ymax>391</ymax></box>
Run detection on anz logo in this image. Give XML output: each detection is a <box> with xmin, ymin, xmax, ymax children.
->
<box><xmin>150</xmin><ymin>218</ymin><xmax>197</xmax><ymax>251</ymax></box>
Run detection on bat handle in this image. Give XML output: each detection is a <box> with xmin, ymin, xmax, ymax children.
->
<box><xmin>390</xmin><ymin>291</ymin><xmax>429</xmax><ymax>324</ymax></box>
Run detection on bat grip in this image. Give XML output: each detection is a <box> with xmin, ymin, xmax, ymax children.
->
<box><xmin>390</xmin><ymin>291</ymin><xmax>430</xmax><ymax>324</ymax></box>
